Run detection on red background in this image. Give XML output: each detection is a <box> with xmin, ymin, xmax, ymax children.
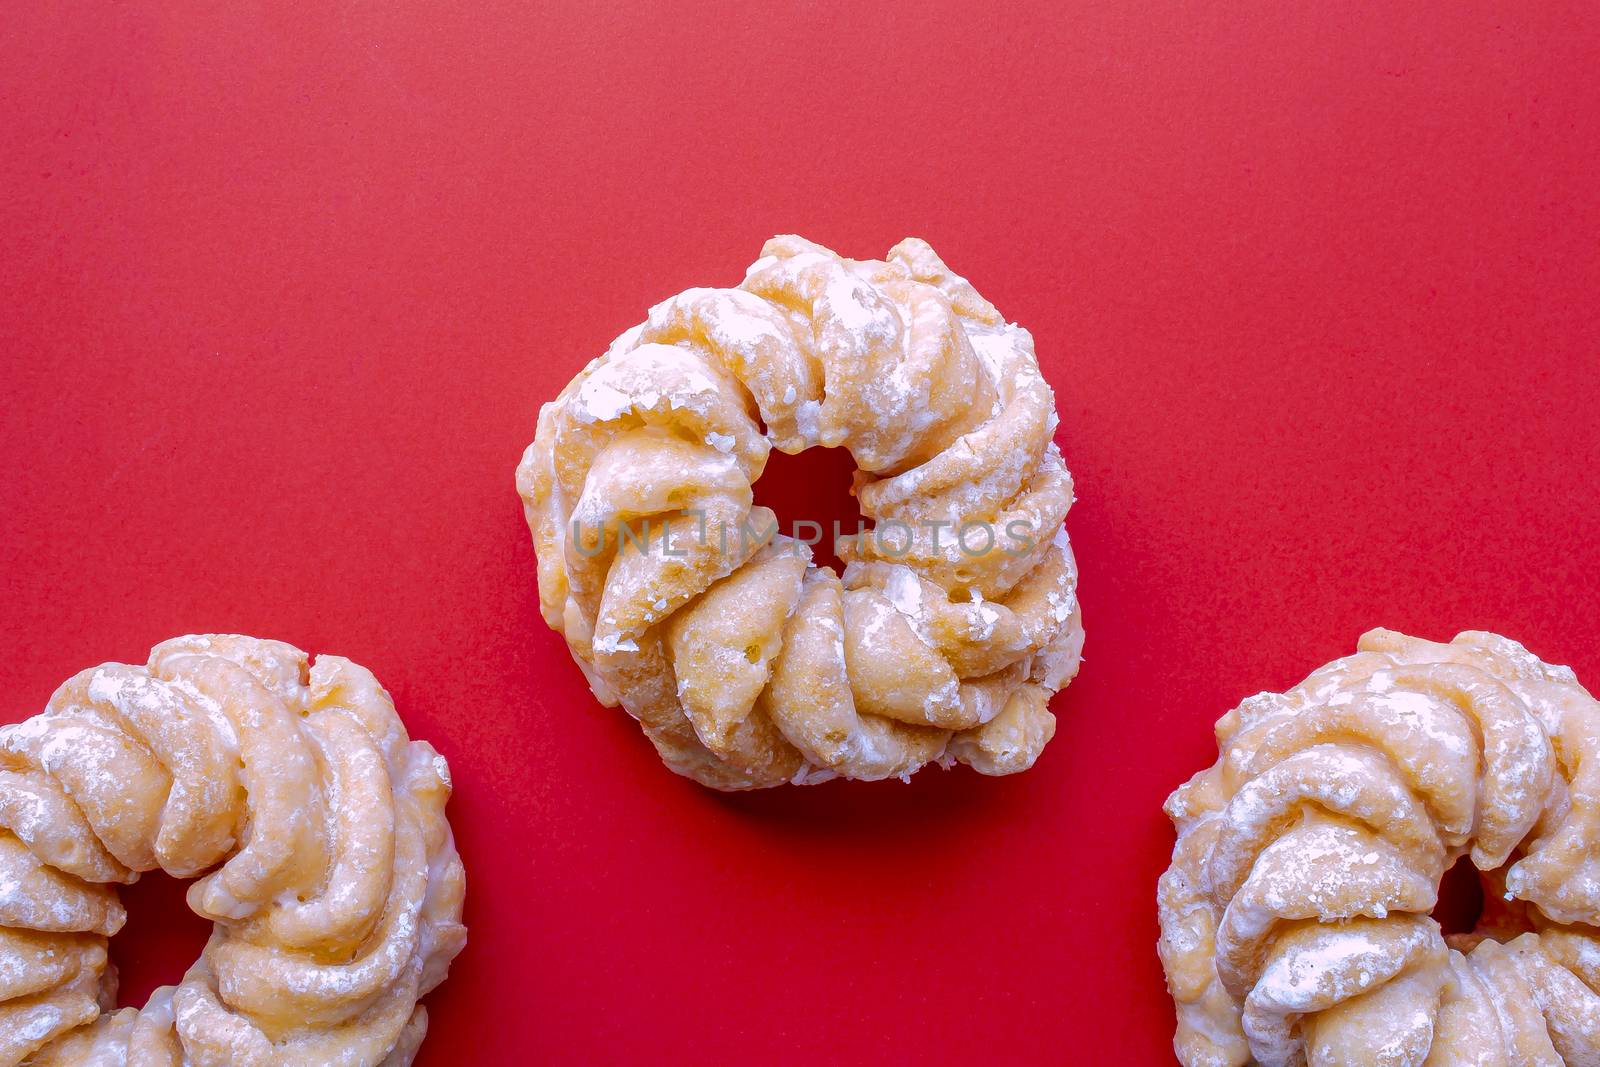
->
<box><xmin>3</xmin><ymin>3</ymin><xmax>1599</xmax><ymax>1064</ymax></box>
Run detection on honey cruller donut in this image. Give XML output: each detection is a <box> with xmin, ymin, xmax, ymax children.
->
<box><xmin>516</xmin><ymin>236</ymin><xmax>1084</xmax><ymax>789</ymax></box>
<box><xmin>1159</xmin><ymin>628</ymin><xmax>1600</xmax><ymax>1066</ymax></box>
<box><xmin>0</xmin><ymin>635</ymin><xmax>466</xmax><ymax>1066</ymax></box>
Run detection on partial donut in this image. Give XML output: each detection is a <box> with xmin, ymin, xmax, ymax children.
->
<box><xmin>516</xmin><ymin>236</ymin><xmax>1084</xmax><ymax>789</ymax></box>
<box><xmin>1158</xmin><ymin>628</ymin><xmax>1600</xmax><ymax>1066</ymax></box>
<box><xmin>0</xmin><ymin>635</ymin><xmax>466</xmax><ymax>1066</ymax></box>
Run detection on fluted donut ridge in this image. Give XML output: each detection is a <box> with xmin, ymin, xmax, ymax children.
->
<box><xmin>517</xmin><ymin>236</ymin><xmax>1084</xmax><ymax>789</ymax></box>
<box><xmin>1159</xmin><ymin>628</ymin><xmax>1600</xmax><ymax>1066</ymax></box>
<box><xmin>0</xmin><ymin>635</ymin><xmax>466</xmax><ymax>1067</ymax></box>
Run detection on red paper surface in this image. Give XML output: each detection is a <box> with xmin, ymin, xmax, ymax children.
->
<box><xmin>3</xmin><ymin>3</ymin><xmax>1598</xmax><ymax>1064</ymax></box>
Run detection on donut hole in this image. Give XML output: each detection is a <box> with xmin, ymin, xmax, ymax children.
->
<box><xmin>1431</xmin><ymin>855</ymin><xmax>1486</xmax><ymax>937</ymax></box>
<box><xmin>109</xmin><ymin>869</ymin><xmax>212</xmax><ymax>1008</ymax></box>
<box><xmin>750</xmin><ymin>444</ymin><xmax>864</xmax><ymax>574</ymax></box>
<box><xmin>752</xmin><ymin>441</ymin><xmax>876</xmax><ymax>575</ymax></box>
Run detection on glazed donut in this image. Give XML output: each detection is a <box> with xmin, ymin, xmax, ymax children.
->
<box><xmin>1159</xmin><ymin>628</ymin><xmax>1600</xmax><ymax>1066</ymax></box>
<box><xmin>517</xmin><ymin>236</ymin><xmax>1083</xmax><ymax>789</ymax></box>
<box><xmin>0</xmin><ymin>635</ymin><xmax>466</xmax><ymax>1066</ymax></box>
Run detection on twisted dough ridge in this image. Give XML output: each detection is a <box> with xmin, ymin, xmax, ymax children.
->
<box><xmin>0</xmin><ymin>635</ymin><xmax>466</xmax><ymax>1066</ymax></box>
<box><xmin>517</xmin><ymin>236</ymin><xmax>1083</xmax><ymax>789</ymax></box>
<box><xmin>1159</xmin><ymin>628</ymin><xmax>1600</xmax><ymax>1066</ymax></box>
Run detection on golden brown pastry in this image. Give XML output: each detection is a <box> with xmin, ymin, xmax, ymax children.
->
<box><xmin>1159</xmin><ymin>628</ymin><xmax>1600</xmax><ymax>1066</ymax></box>
<box><xmin>517</xmin><ymin>236</ymin><xmax>1083</xmax><ymax>789</ymax></box>
<box><xmin>0</xmin><ymin>635</ymin><xmax>466</xmax><ymax>1066</ymax></box>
